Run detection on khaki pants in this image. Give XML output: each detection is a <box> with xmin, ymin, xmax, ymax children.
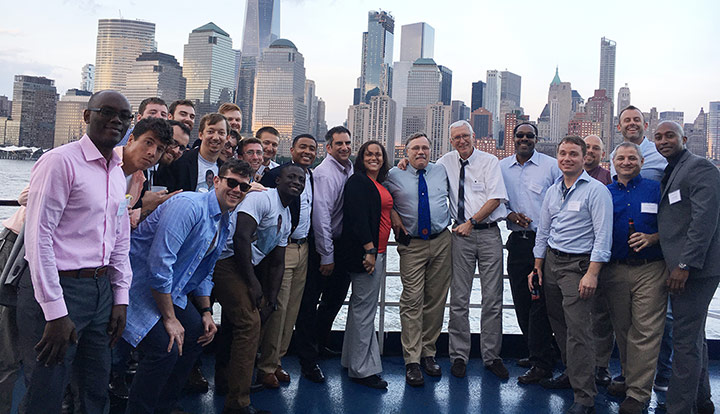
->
<box><xmin>601</xmin><ymin>260</ymin><xmax>667</xmax><ymax>403</ymax></box>
<box><xmin>544</xmin><ymin>249</ymin><xmax>597</xmax><ymax>406</ymax></box>
<box><xmin>213</xmin><ymin>257</ymin><xmax>261</xmax><ymax>410</ymax></box>
<box><xmin>257</xmin><ymin>242</ymin><xmax>309</xmax><ymax>374</ymax></box>
<box><xmin>397</xmin><ymin>230</ymin><xmax>452</xmax><ymax>365</ymax></box>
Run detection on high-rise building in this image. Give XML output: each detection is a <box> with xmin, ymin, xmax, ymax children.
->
<box><xmin>237</xmin><ymin>57</ymin><xmax>257</xmax><ymax>134</ymax></box>
<box><xmin>183</xmin><ymin>23</ymin><xmax>235</xmax><ymax>106</ymax></box>
<box><xmin>546</xmin><ymin>68</ymin><xmax>572</xmax><ymax>142</ymax></box>
<box><xmin>471</xmin><ymin>81</ymin><xmax>485</xmax><ymax>112</ymax></box>
<box><xmin>585</xmin><ymin>89</ymin><xmax>614</xmax><ymax>156</ymax></box>
<box><xmin>470</xmin><ymin>107</ymin><xmax>492</xmax><ymax>139</ymax></box>
<box><xmin>438</xmin><ymin>65</ymin><xmax>452</xmax><ymax>106</ymax></box>
<box><xmin>659</xmin><ymin>111</ymin><xmax>684</xmax><ymax>126</ymax></box>
<box><xmin>568</xmin><ymin>112</ymin><xmax>601</xmax><ymax>138</ymax></box>
<box><xmin>316</xmin><ymin>98</ymin><xmax>328</xmax><ymax>139</ymax></box>
<box><xmin>347</xmin><ymin>103</ymin><xmax>370</xmax><ymax>153</ymax></box>
<box><xmin>483</xmin><ymin>70</ymin><xmax>502</xmax><ymax>140</ymax></box>
<box><xmin>391</xmin><ymin>60</ymin><xmax>413</xmax><ymax>143</ymax></box>
<box><xmin>401</xmin><ymin>58</ymin><xmax>441</xmax><ymax>140</ymax></box>
<box><xmin>599</xmin><ymin>37</ymin><xmax>616</xmax><ymax>103</ymax></box>
<box><xmin>368</xmin><ymin>95</ymin><xmax>396</xmax><ymax>162</ymax></box>
<box><xmin>359</xmin><ymin>10</ymin><xmax>394</xmax><ymax>103</ymax></box>
<box><xmin>94</xmin><ymin>19</ymin><xmax>155</xmax><ymax>92</ymax></box>
<box><xmin>80</xmin><ymin>64</ymin><xmax>95</xmax><ymax>92</ymax></box>
<box><xmin>500</xmin><ymin>71</ymin><xmax>521</xmax><ymax>109</ymax></box>
<box><xmin>451</xmin><ymin>100</ymin><xmax>470</xmax><ymax>123</ymax></box>
<box><xmin>686</xmin><ymin>108</ymin><xmax>707</xmax><ymax>158</ymax></box>
<box><xmin>304</xmin><ymin>79</ymin><xmax>318</xmax><ymax>137</ymax></box>
<box><xmin>124</xmin><ymin>52</ymin><xmax>186</xmax><ymax>113</ymax></box>
<box><xmin>253</xmin><ymin>39</ymin><xmax>307</xmax><ymax>156</ymax></box>
<box><xmin>11</xmin><ymin>75</ymin><xmax>57</xmax><ymax>148</ymax></box>
<box><xmin>571</xmin><ymin>90</ymin><xmax>584</xmax><ymax>113</ymax></box>
<box><xmin>54</xmin><ymin>89</ymin><xmax>92</xmax><ymax>147</ymax></box>
<box><xmin>233</xmin><ymin>49</ymin><xmax>242</xmax><ymax>102</ymax></box>
<box><xmin>399</xmin><ymin>22</ymin><xmax>434</xmax><ymax>62</ymax></box>
<box><xmin>425</xmin><ymin>103</ymin><xmax>452</xmax><ymax>160</ymax></box>
<box><xmin>617</xmin><ymin>83</ymin><xmax>630</xmax><ymax>116</ymax></box>
<box><xmin>0</xmin><ymin>96</ymin><xmax>11</xmax><ymax>118</ymax></box>
<box><xmin>708</xmin><ymin>101</ymin><xmax>720</xmax><ymax>160</ymax></box>
<box><xmin>241</xmin><ymin>0</ymin><xmax>280</xmax><ymax>58</ymax></box>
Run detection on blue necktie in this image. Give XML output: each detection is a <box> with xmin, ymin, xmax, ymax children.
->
<box><xmin>418</xmin><ymin>169</ymin><xmax>431</xmax><ymax>240</ymax></box>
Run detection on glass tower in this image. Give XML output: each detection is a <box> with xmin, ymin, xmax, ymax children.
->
<box><xmin>183</xmin><ymin>23</ymin><xmax>235</xmax><ymax>104</ymax></box>
<box><xmin>94</xmin><ymin>19</ymin><xmax>155</xmax><ymax>92</ymax></box>
<box><xmin>360</xmin><ymin>10</ymin><xmax>394</xmax><ymax>103</ymax></box>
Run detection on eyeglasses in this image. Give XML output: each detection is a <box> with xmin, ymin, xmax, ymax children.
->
<box><xmin>515</xmin><ymin>132</ymin><xmax>536</xmax><ymax>139</ymax></box>
<box><xmin>87</xmin><ymin>107</ymin><xmax>134</xmax><ymax>122</ymax></box>
<box><xmin>219</xmin><ymin>176</ymin><xmax>251</xmax><ymax>192</ymax></box>
<box><xmin>244</xmin><ymin>150</ymin><xmax>263</xmax><ymax>156</ymax></box>
<box><xmin>168</xmin><ymin>141</ymin><xmax>187</xmax><ymax>152</ymax></box>
<box><xmin>451</xmin><ymin>134</ymin><xmax>472</xmax><ymax>141</ymax></box>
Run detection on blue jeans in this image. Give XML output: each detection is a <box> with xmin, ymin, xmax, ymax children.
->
<box><xmin>126</xmin><ymin>302</ymin><xmax>204</xmax><ymax>414</ymax></box>
<box><xmin>656</xmin><ymin>299</ymin><xmax>673</xmax><ymax>382</ymax></box>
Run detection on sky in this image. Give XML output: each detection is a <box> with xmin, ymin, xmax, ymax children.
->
<box><xmin>1</xmin><ymin>0</ymin><xmax>719</xmax><ymax>128</ymax></box>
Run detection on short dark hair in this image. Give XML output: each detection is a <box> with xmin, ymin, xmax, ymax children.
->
<box><xmin>618</xmin><ymin>105</ymin><xmax>644</xmax><ymax>121</ymax></box>
<box><xmin>513</xmin><ymin>121</ymin><xmax>538</xmax><ymax>137</ymax></box>
<box><xmin>239</xmin><ymin>137</ymin><xmax>262</xmax><ymax>154</ymax></box>
<box><xmin>255</xmin><ymin>126</ymin><xmax>279</xmax><ymax>139</ymax></box>
<box><xmin>168</xmin><ymin>99</ymin><xmax>195</xmax><ymax>115</ymax></box>
<box><xmin>325</xmin><ymin>126</ymin><xmax>351</xmax><ymax>145</ymax></box>
<box><xmin>199</xmin><ymin>113</ymin><xmax>229</xmax><ymax>134</ymax></box>
<box><xmin>131</xmin><ymin>118</ymin><xmax>174</xmax><ymax>147</ymax></box>
<box><xmin>405</xmin><ymin>132</ymin><xmax>430</xmax><ymax>147</ymax></box>
<box><xmin>292</xmin><ymin>133</ymin><xmax>316</xmax><ymax>147</ymax></box>
<box><xmin>354</xmin><ymin>140</ymin><xmax>390</xmax><ymax>183</ymax></box>
<box><xmin>228</xmin><ymin>129</ymin><xmax>241</xmax><ymax>141</ymax></box>
<box><xmin>138</xmin><ymin>97</ymin><xmax>167</xmax><ymax>116</ymax></box>
<box><xmin>218</xmin><ymin>158</ymin><xmax>253</xmax><ymax>178</ymax></box>
<box><xmin>167</xmin><ymin>119</ymin><xmax>190</xmax><ymax>138</ymax></box>
<box><xmin>557</xmin><ymin>136</ymin><xmax>587</xmax><ymax>156</ymax></box>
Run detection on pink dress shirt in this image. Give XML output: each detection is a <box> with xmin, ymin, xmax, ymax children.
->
<box><xmin>25</xmin><ymin>135</ymin><xmax>132</xmax><ymax>321</ymax></box>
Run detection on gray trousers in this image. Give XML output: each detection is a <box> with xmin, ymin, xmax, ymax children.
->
<box><xmin>17</xmin><ymin>272</ymin><xmax>113</xmax><ymax>414</ymax></box>
<box><xmin>667</xmin><ymin>275</ymin><xmax>719</xmax><ymax>414</ymax></box>
<box><xmin>448</xmin><ymin>226</ymin><xmax>503</xmax><ymax>365</ymax></box>
<box><xmin>341</xmin><ymin>253</ymin><xmax>386</xmax><ymax>379</ymax></box>
<box><xmin>544</xmin><ymin>249</ymin><xmax>597</xmax><ymax>406</ymax></box>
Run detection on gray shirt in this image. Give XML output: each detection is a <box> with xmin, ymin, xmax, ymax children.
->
<box><xmin>385</xmin><ymin>163</ymin><xmax>451</xmax><ymax>236</ymax></box>
<box><xmin>312</xmin><ymin>155</ymin><xmax>353</xmax><ymax>265</ymax></box>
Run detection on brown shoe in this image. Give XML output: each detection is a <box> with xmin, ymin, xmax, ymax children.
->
<box><xmin>275</xmin><ymin>366</ymin><xmax>290</xmax><ymax>383</ymax></box>
<box><xmin>405</xmin><ymin>363</ymin><xmax>424</xmax><ymax>387</ymax></box>
<box><xmin>451</xmin><ymin>359</ymin><xmax>466</xmax><ymax>378</ymax></box>
<box><xmin>258</xmin><ymin>372</ymin><xmax>279</xmax><ymax>389</ymax></box>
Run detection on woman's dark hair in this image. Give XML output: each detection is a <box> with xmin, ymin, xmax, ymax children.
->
<box><xmin>354</xmin><ymin>140</ymin><xmax>390</xmax><ymax>183</ymax></box>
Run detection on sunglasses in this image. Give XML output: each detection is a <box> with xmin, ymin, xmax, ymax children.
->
<box><xmin>219</xmin><ymin>176</ymin><xmax>251</xmax><ymax>192</ymax></box>
<box><xmin>88</xmin><ymin>107</ymin><xmax>134</xmax><ymax>122</ymax></box>
<box><xmin>515</xmin><ymin>132</ymin><xmax>536</xmax><ymax>139</ymax></box>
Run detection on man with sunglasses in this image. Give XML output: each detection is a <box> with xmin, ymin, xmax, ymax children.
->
<box><xmin>499</xmin><ymin>122</ymin><xmax>562</xmax><ymax>385</ymax></box>
<box><xmin>19</xmin><ymin>90</ymin><xmax>133</xmax><ymax>412</ymax></box>
<box><xmin>123</xmin><ymin>158</ymin><xmax>252</xmax><ymax>413</ymax></box>
<box><xmin>213</xmin><ymin>164</ymin><xmax>305</xmax><ymax>414</ymax></box>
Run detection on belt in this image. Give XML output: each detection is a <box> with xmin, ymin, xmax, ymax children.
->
<box><xmin>0</xmin><ymin>228</ymin><xmax>18</xmax><ymax>244</ymax></box>
<box><xmin>454</xmin><ymin>221</ymin><xmax>498</xmax><ymax>230</ymax></box>
<box><xmin>411</xmin><ymin>230</ymin><xmax>446</xmax><ymax>240</ymax></box>
<box><xmin>511</xmin><ymin>230</ymin><xmax>536</xmax><ymax>238</ymax></box>
<box><xmin>548</xmin><ymin>248</ymin><xmax>590</xmax><ymax>259</ymax></box>
<box><xmin>58</xmin><ymin>266</ymin><xmax>108</xmax><ymax>279</ymax></box>
<box><xmin>611</xmin><ymin>257</ymin><xmax>664</xmax><ymax>266</ymax></box>
<box><xmin>290</xmin><ymin>237</ymin><xmax>307</xmax><ymax>245</ymax></box>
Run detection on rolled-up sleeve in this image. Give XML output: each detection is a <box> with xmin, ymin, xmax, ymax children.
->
<box><xmin>589</xmin><ymin>185</ymin><xmax>613</xmax><ymax>263</ymax></box>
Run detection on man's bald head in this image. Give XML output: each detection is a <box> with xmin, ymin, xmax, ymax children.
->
<box><xmin>654</xmin><ymin>120</ymin><xmax>687</xmax><ymax>159</ymax></box>
<box><xmin>656</xmin><ymin>120</ymin><xmax>684</xmax><ymax>137</ymax></box>
<box><xmin>87</xmin><ymin>90</ymin><xmax>130</xmax><ymax>111</ymax></box>
<box><xmin>583</xmin><ymin>135</ymin><xmax>605</xmax><ymax>170</ymax></box>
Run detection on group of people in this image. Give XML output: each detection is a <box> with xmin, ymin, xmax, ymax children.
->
<box><xmin>0</xmin><ymin>88</ymin><xmax>717</xmax><ymax>414</ymax></box>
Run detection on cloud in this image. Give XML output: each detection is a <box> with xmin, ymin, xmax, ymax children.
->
<box><xmin>0</xmin><ymin>29</ymin><xmax>22</xmax><ymax>37</ymax></box>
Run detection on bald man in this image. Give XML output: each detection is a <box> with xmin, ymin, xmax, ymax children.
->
<box><xmin>583</xmin><ymin>135</ymin><xmax>611</xmax><ymax>186</ymax></box>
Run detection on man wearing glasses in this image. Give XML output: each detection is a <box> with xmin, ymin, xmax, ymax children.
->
<box><xmin>239</xmin><ymin>137</ymin><xmax>265</xmax><ymax>177</ymax></box>
<box><xmin>499</xmin><ymin>122</ymin><xmax>562</xmax><ymax>384</ymax></box>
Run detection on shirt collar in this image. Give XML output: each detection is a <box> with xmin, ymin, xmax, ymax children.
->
<box><xmin>456</xmin><ymin>148</ymin><xmax>477</xmax><ymax>164</ymax></box>
<box><xmin>555</xmin><ymin>169</ymin><xmax>592</xmax><ymax>187</ymax></box>
<box><xmin>666</xmin><ymin>149</ymin><xmax>687</xmax><ymax>168</ymax></box>
<box><xmin>207</xmin><ymin>189</ymin><xmax>223</xmax><ymax>219</ymax></box>
<box><xmin>80</xmin><ymin>134</ymin><xmax>121</xmax><ymax>167</ymax></box>
<box><xmin>512</xmin><ymin>150</ymin><xmax>540</xmax><ymax>167</ymax></box>
<box><xmin>327</xmin><ymin>155</ymin><xmax>353</xmax><ymax>174</ymax></box>
<box><xmin>611</xmin><ymin>173</ymin><xmax>644</xmax><ymax>189</ymax></box>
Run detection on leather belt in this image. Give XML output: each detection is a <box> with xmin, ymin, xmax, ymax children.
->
<box><xmin>58</xmin><ymin>266</ymin><xmax>108</xmax><ymax>279</ymax></box>
<box><xmin>611</xmin><ymin>257</ymin><xmax>664</xmax><ymax>266</ymax></box>
<box><xmin>454</xmin><ymin>221</ymin><xmax>498</xmax><ymax>230</ymax></box>
<box><xmin>290</xmin><ymin>237</ymin><xmax>307</xmax><ymax>245</ymax></box>
<box><xmin>511</xmin><ymin>230</ymin><xmax>536</xmax><ymax>238</ymax></box>
<box><xmin>411</xmin><ymin>230</ymin><xmax>446</xmax><ymax>240</ymax></box>
<box><xmin>549</xmin><ymin>248</ymin><xmax>590</xmax><ymax>259</ymax></box>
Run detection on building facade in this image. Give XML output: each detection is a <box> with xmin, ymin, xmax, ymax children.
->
<box><xmin>94</xmin><ymin>19</ymin><xmax>155</xmax><ymax>92</ymax></box>
<box><xmin>483</xmin><ymin>70</ymin><xmax>502</xmax><ymax>140</ymax></box>
<box><xmin>585</xmin><ymin>89</ymin><xmax>614</xmax><ymax>157</ymax></box>
<box><xmin>183</xmin><ymin>23</ymin><xmax>235</xmax><ymax>105</ymax></box>
<box><xmin>124</xmin><ymin>52</ymin><xmax>186</xmax><ymax>113</ymax></box>
<box><xmin>12</xmin><ymin>75</ymin><xmax>57</xmax><ymax>149</ymax></box>
<box><xmin>81</xmin><ymin>64</ymin><xmax>95</xmax><ymax>92</ymax></box>
<box><xmin>599</xmin><ymin>37</ymin><xmax>616</xmax><ymax>103</ymax></box>
<box><xmin>708</xmin><ymin>101</ymin><xmax>720</xmax><ymax>160</ymax></box>
<box><xmin>54</xmin><ymin>89</ymin><xmax>92</xmax><ymax>147</ymax></box>
<box><xmin>401</xmin><ymin>58</ymin><xmax>441</xmax><ymax>140</ymax></box>
<box><xmin>617</xmin><ymin>83</ymin><xmax>631</xmax><ymax>116</ymax></box>
<box><xmin>359</xmin><ymin>10</ymin><xmax>394</xmax><ymax>103</ymax></box>
<box><xmin>425</xmin><ymin>103</ymin><xmax>451</xmax><ymax>160</ymax></box>
<box><xmin>546</xmin><ymin>68</ymin><xmax>572</xmax><ymax>142</ymax></box>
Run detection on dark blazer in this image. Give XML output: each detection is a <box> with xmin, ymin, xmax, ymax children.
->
<box><xmin>337</xmin><ymin>172</ymin><xmax>383</xmax><ymax>274</ymax></box>
<box><xmin>155</xmin><ymin>148</ymin><xmax>222</xmax><ymax>193</ymax></box>
<box><xmin>657</xmin><ymin>150</ymin><xmax>720</xmax><ymax>279</ymax></box>
<box><xmin>260</xmin><ymin>162</ymin><xmax>313</xmax><ymax>234</ymax></box>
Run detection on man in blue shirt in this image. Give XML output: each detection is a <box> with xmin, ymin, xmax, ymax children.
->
<box><xmin>123</xmin><ymin>158</ymin><xmax>251</xmax><ymax>413</ymax></box>
<box><xmin>532</xmin><ymin>136</ymin><xmax>613</xmax><ymax>414</ymax></box>
<box><xmin>385</xmin><ymin>132</ymin><xmax>452</xmax><ymax>387</ymax></box>
<box><xmin>499</xmin><ymin>122</ymin><xmax>561</xmax><ymax>385</ymax></box>
<box><xmin>601</xmin><ymin>142</ymin><xmax>667</xmax><ymax>414</ymax></box>
<box><xmin>610</xmin><ymin>105</ymin><xmax>667</xmax><ymax>182</ymax></box>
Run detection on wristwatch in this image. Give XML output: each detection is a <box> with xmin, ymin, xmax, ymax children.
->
<box><xmin>199</xmin><ymin>306</ymin><xmax>213</xmax><ymax>315</ymax></box>
<box><xmin>469</xmin><ymin>218</ymin><xmax>478</xmax><ymax>226</ymax></box>
<box><xmin>364</xmin><ymin>248</ymin><xmax>378</xmax><ymax>256</ymax></box>
<box><xmin>677</xmin><ymin>263</ymin><xmax>689</xmax><ymax>271</ymax></box>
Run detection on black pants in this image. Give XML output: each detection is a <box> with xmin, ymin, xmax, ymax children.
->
<box><xmin>506</xmin><ymin>231</ymin><xmax>556</xmax><ymax>371</ymax></box>
<box><xmin>294</xmin><ymin>238</ymin><xmax>351</xmax><ymax>367</ymax></box>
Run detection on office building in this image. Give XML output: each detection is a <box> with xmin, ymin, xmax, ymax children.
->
<box><xmin>546</xmin><ymin>67</ymin><xmax>572</xmax><ymax>142</ymax></box>
<box><xmin>470</xmin><ymin>107</ymin><xmax>492</xmax><ymax>139</ymax></box>
<box><xmin>124</xmin><ymin>52</ymin><xmax>186</xmax><ymax>113</ymax></box>
<box><xmin>686</xmin><ymin>108</ymin><xmax>707</xmax><ymax>158</ymax></box>
<box><xmin>617</xmin><ymin>83</ymin><xmax>630</xmax><ymax>116</ymax></box>
<box><xmin>483</xmin><ymin>70</ymin><xmax>502</xmax><ymax>140</ymax></box>
<box><xmin>368</xmin><ymin>95</ymin><xmax>396</xmax><ymax>162</ymax></box>
<box><xmin>54</xmin><ymin>89</ymin><xmax>92</xmax><ymax>147</ymax></box>
<box><xmin>438</xmin><ymin>65</ymin><xmax>452</xmax><ymax>106</ymax></box>
<box><xmin>585</xmin><ymin>89</ymin><xmax>614</xmax><ymax>156</ymax></box>
<box><xmin>708</xmin><ymin>101</ymin><xmax>720</xmax><ymax>160</ymax></box>
<box><xmin>241</xmin><ymin>0</ymin><xmax>280</xmax><ymax>58</ymax></box>
<box><xmin>599</xmin><ymin>37</ymin><xmax>616</xmax><ymax>103</ymax></box>
<box><xmin>471</xmin><ymin>81</ymin><xmax>485</xmax><ymax>112</ymax></box>
<box><xmin>359</xmin><ymin>10</ymin><xmax>394</xmax><ymax>103</ymax></box>
<box><xmin>81</xmin><ymin>64</ymin><xmax>95</xmax><ymax>92</ymax></box>
<box><xmin>94</xmin><ymin>19</ymin><xmax>155</xmax><ymax>92</ymax></box>
<box><xmin>183</xmin><ymin>23</ymin><xmax>235</xmax><ymax>105</ymax></box>
<box><xmin>425</xmin><ymin>103</ymin><xmax>452</xmax><ymax>160</ymax></box>
<box><xmin>0</xmin><ymin>96</ymin><xmax>11</xmax><ymax>118</ymax></box>
<box><xmin>500</xmin><ymin>71</ymin><xmax>521</xmax><ymax>109</ymax></box>
<box><xmin>571</xmin><ymin>90</ymin><xmax>584</xmax><ymax>113</ymax></box>
<box><xmin>305</xmin><ymin>79</ymin><xmax>318</xmax><ymax>137</ymax></box>
<box><xmin>347</xmin><ymin>103</ymin><xmax>370</xmax><ymax>153</ymax></box>
<box><xmin>401</xmin><ymin>58</ymin><xmax>441</xmax><ymax>140</ymax></box>
<box><xmin>316</xmin><ymin>98</ymin><xmax>328</xmax><ymax>139</ymax></box>
<box><xmin>399</xmin><ymin>22</ymin><xmax>434</xmax><ymax>62</ymax></box>
<box><xmin>11</xmin><ymin>75</ymin><xmax>57</xmax><ymax>148</ymax></box>
<box><xmin>451</xmin><ymin>100</ymin><xmax>470</xmax><ymax>123</ymax></box>
<box><xmin>659</xmin><ymin>111</ymin><xmax>684</xmax><ymax>126</ymax></box>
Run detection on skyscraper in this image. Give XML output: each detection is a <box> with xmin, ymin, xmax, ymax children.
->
<box><xmin>471</xmin><ymin>81</ymin><xmax>485</xmax><ymax>112</ymax></box>
<box><xmin>585</xmin><ymin>89</ymin><xmax>614</xmax><ymax>155</ymax></box>
<box><xmin>438</xmin><ymin>65</ymin><xmax>453</xmax><ymax>105</ymax></box>
<box><xmin>500</xmin><ymin>71</ymin><xmax>521</xmax><ymax>109</ymax></box>
<box><xmin>253</xmin><ymin>39</ymin><xmax>307</xmax><ymax>156</ymax></box>
<box><xmin>399</xmin><ymin>22</ymin><xmax>434</xmax><ymax>62</ymax></box>
<box><xmin>686</xmin><ymin>108</ymin><xmax>707</xmax><ymax>158</ymax></box>
<box><xmin>241</xmin><ymin>0</ymin><xmax>280</xmax><ymax>58</ymax></box>
<box><xmin>659</xmin><ymin>111</ymin><xmax>684</xmax><ymax>126</ymax></box>
<box><xmin>707</xmin><ymin>101</ymin><xmax>720</xmax><ymax>160</ymax></box>
<box><xmin>571</xmin><ymin>90</ymin><xmax>584</xmax><ymax>113</ymax></box>
<box><xmin>451</xmin><ymin>100</ymin><xmax>470</xmax><ymax>123</ymax></box>
<box><xmin>80</xmin><ymin>64</ymin><xmax>95</xmax><ymax>92</ymax></box>
<box><xmin>617</xmin><ymin>83</ymin><xmax>630</xmax><ymax>115</ymax></box>
<box><xmin>12</xmin><ymin>75</ymin><xmax>57</xmax><ymax>149</ymax></box>
<box><xmin>0</xmin><ymin>96</ymin><xmax>11</xmax><ymax>118</ymax></box>
<box><xmin>368</xmin><ymin>95</ymin><xmax>396</xmax><ymax>162</ymax></box>
<box><xmin>347</xmin><ymin>103</ymin><xmax>370</xmax><ymax>153</ymax></box>
<box><xmin>304</xmin><ymin>79</ymin><xmax>318</xmax><ymax>137</ymax></box>
<box><xmin>599</xmin><ymin>37</ymin><xmax>616</xmax><ymax>103</ymax></box>
<box><xmin>94</xmin><ymin>19</ymin><xmax>155</xmax><ymax>92</ymax></box>
<box><xmin>546</xmin><ymin>67</ymin><xmax>572</xmax><ymax>142</ymax></box>
<box><xmin>54</xmin><ymin>89</ymin><xmax>92</xmax><ymax>147</ymax></box>
<box><xmin>426</xmin><ymin>103</ymin><xmax>452</xmax><ymax>159</ymax></box>
<box><xmin>401</xmin><ymin>58</ymin><xmax>441</xmax><ymax>140</ymax></box>
<box><xmin>359</xmin><ymin>10</ymin><xmax>394</xmax><ymax>103</ymax></box>
<box><xmin>483</xmin><ymin>70</ymin><xmax>502</xmax><ymax>140</ymax></box>
<box><xmin>124</xmin><ymin>52</ymin><xmax>186</xmax><ymax>113</ymax></box>
<box><xmin>183</xmin><ymin>23</ymin><xmax>235</xmax><ymax>105</ymax></box>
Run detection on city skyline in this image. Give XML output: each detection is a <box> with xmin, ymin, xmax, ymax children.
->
<box><xmin>0</xmin><ymin>0</ymin><xmax>718</xmax><ymax>129</ymax></box>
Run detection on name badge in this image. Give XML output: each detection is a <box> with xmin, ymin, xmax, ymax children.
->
<box><xmin>668</xmin><ymin>190</ymin><xmax>681</xmax><ymax>205</ymax></box>
<box><xmin>641</xmin><ymin>202</ymin><xmax>658</xmax><ymax>214</ymax></box>
<box><xmin>567</xmin><ymin>201</ymin><xmax>581</xmax><ymax>212</ymax></box>
<box><xmin>116</xmin><ymin>197</ymin><xmax>129</xmax><ymax>217</ymax></box>
<box><xmin>471</xmin><ymin>182</ymin><xmax>485</xmax><ymax>192</ymax></box>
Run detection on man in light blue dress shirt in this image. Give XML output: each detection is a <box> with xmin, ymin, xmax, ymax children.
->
<box><xmin>532</xmin><ymin>136</ymin><xmax>613</xmax><ymax>414</ymax></box>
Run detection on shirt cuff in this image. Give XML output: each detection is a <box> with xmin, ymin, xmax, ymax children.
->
<box><xmin>40</xmin><ymin>297</ymin><xmax>69</xmax><ymax>321</ymax></box>
<box><xmin>113</xmin><ymin>287</ymin><xmax>129</xmax><ymax>306</ymax></box>
<box><xmin>319</xmin><ymin>253</ymin><xmax>334</xmax><ymax>265</ymax></box>
<box><xmin>590</xmin><ymin>251</ymin><xmax>611</xmax><ymax>263</ymax></box>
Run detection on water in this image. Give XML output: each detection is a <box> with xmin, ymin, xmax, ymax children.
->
<box><xmin>1</xmin><ymin>158</ymin><xmax>719</xmax><ymax>338</ymax></box>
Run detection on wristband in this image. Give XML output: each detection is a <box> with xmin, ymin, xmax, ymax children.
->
<box><xmin>199</xmin><ymin>306</ymin><xmax>213</xmax><ymax>315</ymax></box>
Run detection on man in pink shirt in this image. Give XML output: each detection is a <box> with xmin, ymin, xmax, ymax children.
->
<box><xmin>18</xmin><ymin>90</ymin><xmax>134</xmax><ymax>413</ymax></box>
